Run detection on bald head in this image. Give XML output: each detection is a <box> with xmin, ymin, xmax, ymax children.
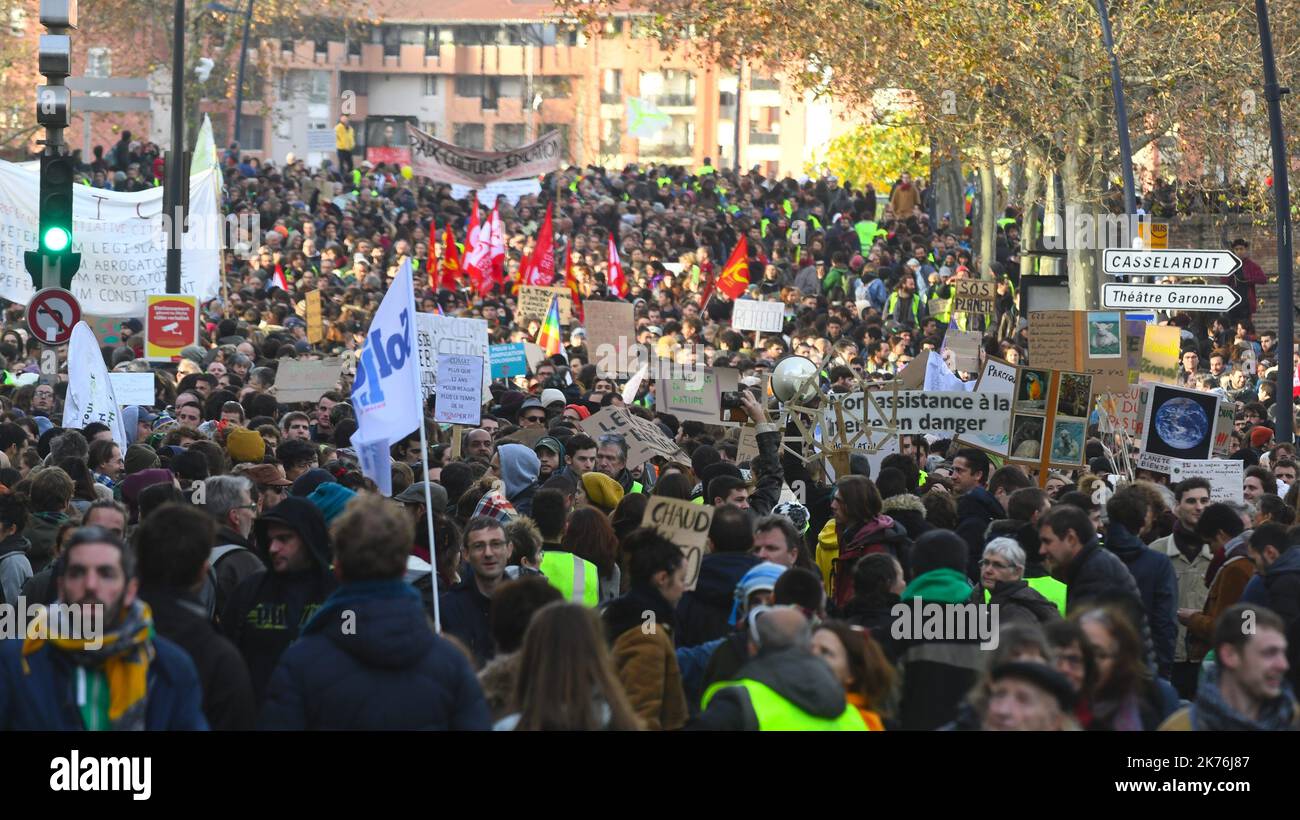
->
<box><xmin>752</xmin><ymin>607</ymin><xmax>811</xmax><ymax>656</ymax></box>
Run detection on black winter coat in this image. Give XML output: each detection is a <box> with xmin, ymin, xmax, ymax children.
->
<box><xmin>139</xmin><ymin>583</ymin><xmax>257</xmax><ymax>731</ymax></box>
<box><xmin>1061</xmin><ymin>538</ymin><xmax>1157</xmax><ymax>672</ymax></box>
<box><xmin>1262</xmin><ymin>547</ymin><xmax>1300</xmax><ymax>629</ymax></box>
<box><xmin>1105</xmin><ymin>522</ymin><xmax>1179</xmax><ymax>677</ymax></box>
<box><xmin>260</xmin><ymin>581</ymin><xmax>491</xmax><ymax>730</ymax></box>
<box><xmin>956</xmin><ymin>488</ymin><xmax>1005</xmax><ymax>579</ymax></box>
<box><xmin>438</xmin><ymin>576</ymin><xmax>496</xmax><ymax>666</ymax></box>
<box><xmin>979</xmin><ymin>580</ymin><xmax>1060</xmax><ymax>626</ymax></box>
<box><xmin>675</xmin><ymin>552</ymin><xmax>761</xmax><ymax>647</ymax></box>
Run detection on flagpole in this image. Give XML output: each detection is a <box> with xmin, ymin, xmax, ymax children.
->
<box><xmin>417</xmin><ymin>413</ymin><xmax>440</xmax><ymax>634</ymax></box>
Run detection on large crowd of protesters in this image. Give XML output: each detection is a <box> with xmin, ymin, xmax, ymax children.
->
<box><xmin>0</xmin><ymin>131</ymin><xmax>1295</xmax><ymax>732</ymax></box>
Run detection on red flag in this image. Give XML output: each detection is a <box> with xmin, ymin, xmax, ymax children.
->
<box><xmin>523</xmin><ymin>203</ymin><xmax>556</xmax><ymax>286</ymax></box>
<box><xmin>563</xmin><ymin>241</ymin><xmax>584</xmax><ymax>323</ymax></box>
<box><xmin>439</xmin><ymin>223</ymin><xmax>460</xmax><ymax>291</ymax></box>
<box><xmin>715</xmin><ymin>236</ymin><xmax>751</xmax><ymax>299</ymax></box>
<box><xmin>606</xmin><ymin>232</ymin><xmax>627</xmax><ymax>297</ymax></box>
<box><xmin>425</xmin><ymin>219</ymin><xmax>438</xmax><ymax>289</ymax></box>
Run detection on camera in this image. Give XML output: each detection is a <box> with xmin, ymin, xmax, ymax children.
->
<box><xmin>720</xmin><ymin>391</ymin><xmax>744</xmax><ymax>410</ymax></box>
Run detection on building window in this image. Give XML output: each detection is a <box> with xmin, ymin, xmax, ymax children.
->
<box><xmin>347</xmin><ymin>37</ymin><xmax>362</xmax><ymax>57</ymax></box>
<box><xmin>498</xmin><ymin>76</ymin><xmax>523</xmax><ymax>99</ymax></box>
<box><xmin>531</xmin><ymin>76</ymin><xmax>571</xmax><ymax>101</ymax></box>
<box><xmin>494</xmin><ymin>124</ymin><xmax>526</xmax><ymax>150</ymax></box>
<box><xmin>239</xmin><ymin>115</ymin><xmax>264</xmax><ymax>150</ymax></box>
<box><xmin>308</xmin><ymin>71</ymin><xmax>330</xmax><ymax>103</ymax></box>
<box><xmin>423</xmin><ymin>75</ymin><xmax>439</xmax><ymax>96</ymax></box>
<box><xmin>420</xmin><ymin>122</ymin><xmax>438</xmax><ymax>138</ymax></box>
<box><xmin>455</xmin><ymin>75</ymin><xmax>485</xmax><ymax>97</ymax></box>
<box><xmin>340</xmin><ymin>72</ymin><xmax>369</xmax><ymax>95</ymax></box>
<box><xmin>281</xmin><ymin>38</ymin><xmax>294</xmax><ymax>54</ymax></box>
<box><xmin>454</xmin><ymin>123</ymin><xmax>485</xmax><ymax>150</ymax></box>
<box><xmin>85</xmin><ymin>48</ymin><xmax>111</xmax><ymax>78</ymax></box>
<box><xmin>554</xmin><ymin>124</ymin><xmax>570</xmax><ymax>161</ymax></box>
<box><xmin>381</xmin><ymin>26</ymin><xmax>401</xmax><ymax>57</ymax></box>
<box><xmin>456</xmin><ymin>75</ymin><xmax>504</xmax><ymax>108</ymax></box>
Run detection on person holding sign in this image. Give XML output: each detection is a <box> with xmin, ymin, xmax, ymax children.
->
<box><xmin>601</xmin><ymin>528</ymin><xmax>691</xmax><ymax>730</ymax></box>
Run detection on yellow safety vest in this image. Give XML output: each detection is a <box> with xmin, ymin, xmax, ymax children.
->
<box><xmin>702</xmin><ymin>679</ymin><xmax>868</xmax><ymax>730</ymax></box>
<box><xmin>540</xmin><ymin>550</ymin><xmax>599</xmax><ymax>607</ymax></box>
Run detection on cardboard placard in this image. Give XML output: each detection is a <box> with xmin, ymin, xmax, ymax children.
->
<box><xmin>1125</xmin><ymin>318</ymin><xmax>1147</xmax><ymax>384</ymax></box>
<box><xmin>1097</xmin><ymin>386</ymin><xmax>1144</xmax><ymax>439</ymax></box>
<box><xmin>1138</xmin><ymin>382</ymin><xmax>1219</xmax><ymax>473</ymax></box>
<box><xmin>658</xmin><ymin>368</ymin><xmax>720</xmax><ymax>421</ymax></box>
<box><xmin>640</xmin><ymin>495</ymin><xmax>713</xmax><ymax>591</ymax></box>
<box><xmin>953</xmin><ymin>279</ymin><xmax>996</xmax><ymax>314</ymax></box>
<box><xmin>306</xmin><ymin>290</ymin><xmax>324</xmax><ymax>344</ymax></box>
<box><xmin>580</xmin><ymin>407</ymin><xmax>688</xmax><ymax>466</ymax></box>
<box><xmin>109</xmin><ymin>372</ymin><xmax>155</xmax><ymax>407</ymax></box>
<box><xmin>957</xmin><ymin>357</ymin><xmax>1018</xmax><ymax>456</ymax></box>
<box><xmin>1170</xmin><ymin>459</ymin><xmax>1244</xmax><ymax>503</ymax></box>
<box><xmin>1028</xmin><ymin>310</ymin><xmax>1129</xmax><ymax>394</ymax></box>
<box><xmin>731</xmin><ymin>299</ymin><xmax>785</xmax><ymax>333</ymax></box>
<box><xmin>275</xmin><ymin>358</ymin><xmax>342</xmax><ymax>404</ymax></box>
<box><xmin>736</xmin><ymin>426</ymin><xmax>759</xmax><ymax>462</ymax></box>
<box><xmin>518</xmin><ymin>285</ymin><xmax>574</xmax><ymax>325</ymax></box>
<box><xmin>523</xmin><ymin>342</ymin><xmax>546</xmax><ymax>374</ymax></box>
<box><xmin>1139</xmin><ymin>324</ymin><xmax>1181</xmax><ymax>385</ymax></box>
<box><xmin>489</xmin><ymin>343</ymin><xmax>528</xmax><ymax>379</ymax></box>
<box><xmin>434</xmin><ymin>354</ymin><xmax>484</xmax><ymax>426</ymax></box>
<box><xmin>940</xmin><ymin>329</ymin><xmax>982</xmax><ymax>373</ymax></box>
<box><xmin>585</xmin><ymin>300</ymin><xmax>636</xmax><ymax>376</ymax></box>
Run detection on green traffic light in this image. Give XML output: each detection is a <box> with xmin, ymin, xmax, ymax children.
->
<box><xmin>42</xmin><ymin>226</ymin><xmax>70</xmax><ymax>252</ymax></box>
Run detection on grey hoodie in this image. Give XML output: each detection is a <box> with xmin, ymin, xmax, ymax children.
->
<box><xmin>498</xmin><ymin>444</ymin><xmax>540</xmax><ymax>516</ymax></box>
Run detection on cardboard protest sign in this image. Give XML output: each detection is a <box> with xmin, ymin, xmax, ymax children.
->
<box><xmin>1213</xmin><ymin>400</ymin><xmax>1236</xmax><ymax>455</ymax></box>
<box><xmin>1138</xmin><ymin>383</ymin><xmax>1219</xmax><ymax>473</ymax></box>
<box><xmin>1139</xmin><ymin>324</ymin><xmax>1181</xmax><ymax>385</ymax></box>
<box><xmin>731</xmin><ymin>299</ymin><xmax>785</xmax><ymax>333</ymax></box>
<box><xmin>953</xmin><ymin>279</ymin><xmax>996</xmax><ymax>314</ymax></box>
<box><xmin>518</xmin><ymin>285</ymin><xmax>573</xmax><ymax>325</ymax></box>
<box><xmin>417</xmin><ymin>313</ymin><xmax>491</xmax><ymax>398</ymax></box>
<box><xmin>306</xmin><ymin>290</ymin><xmax>324</xmax><ymax>344</ymax></box>
<box><xmin>1170</xmin><ymin>459</ymin><xmax>1244</xmax><ymax>503</ymax></box>
<box><xmin>584</xmin><ymin>300</ymin><xmax>635</xmax><ymax>375</ymax></box>
<box><xmin>657</xmin><ymin>368</ymin><xmax>720</xmax><ymax>422</ymax></box>
<box><xmin>109</xmin><ymin>373</ymin><xmax>155</xmax><ymax>406</ymax></box>
<box><xmin>1125</xmin><ymin>318</ymin><xmax>1146</xmax><ymax>384</ymax></box>
<box><xmin>1097</xmin><ymin>385</ymin><xmax>1144</xmax><ymax>439</ymax></box>
<box><xmin>434</xmin><ymin>354</ymin><xmax>484</xmax><ymax>426</ymax></box>
<box><xmin>523</xmin><ymin>342</ymin><xmax>546</xmax><ymax>373</ymax></box>
<box><xmin>957</xmin><ymin>357</ymin><xmax>1018</xmax><ymax>456</ymax></box>
<box><xmin>489</xmin><ymin>343</ymin><xmax>528</xmax><ymax>379</ymax></box>
<box><xmin>736</xmin><ymin>426</ymin><xmax>759</xmax><ymax>462</ymax></box>
<box><xmin>275</xmin><ymin>358</ymin><xmax>342</xmax><ymax>403</ymax></box>
<box><xmin>940</xmin><ymin>329</ymin><xmax>982</xmax><ymax>373</ymax></box>
<box><xmin>640</xmin><ymin>495</ymin><xmax>713</xmax><ymax>591</ymax></box>
<box><xmin>581</xmin><ymin>407</ymin><xmax>688</xmax><ymax>466</ymax></box>
<box><xmin>1028</xmin><ymin>310</ymin><xmax>1129</xmax><ymax>394</ymax></box>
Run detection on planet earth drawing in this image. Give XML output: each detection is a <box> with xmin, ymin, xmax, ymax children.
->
<box><xmin>1154</xmin><ymin>397</ymin><xmax>1210</xmax><ymax>450</ymax></box>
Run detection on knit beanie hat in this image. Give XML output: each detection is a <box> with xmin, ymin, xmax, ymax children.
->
<box><xmin>307</xmin><ymin>481</ymin><xmax>356</xmax><ymax>525</ymax></box>
<box><xmin>730</xmin><ymin>561</ymin><xmax>788</xmax><ymax>626</ymax></box>
<box><xmin>1250</xmin><ymin>426</ymin><xmax>1275</xmax><ymax>448</ymax></box>
<box><xmin>226</xmin><ymin>427</ymin><xmax>266</xmax><ymax>465</ymax></box>
<box><xmin>581</xmin><ymin>471</ymin><xmax>624</xmax><ymax>513</ymax></box>
<box><xmin>124</xmin><ymin>443</ymin><xmax>161</xmax><ymax>475</ymax></box>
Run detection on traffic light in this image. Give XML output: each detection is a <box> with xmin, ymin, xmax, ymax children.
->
<box><xmin>24</xmin><ymin>149</ymin><xmax>82</xmax><ymax>290</ymax></box>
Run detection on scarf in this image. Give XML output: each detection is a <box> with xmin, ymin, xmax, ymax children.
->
<box><xmin>23</xmin><ymin>599</ymin><xmax>155</xmax><ymax>731</ymax></box>
<box><xmin>1169</xmin><ymin>519</ymin><xmax>1203</xmax><ymax>563</ymax></box>
<box><xmin>1192</xmin><ymin>660</ymin><xmax>1298</xmax><ymax>731</ymax></box>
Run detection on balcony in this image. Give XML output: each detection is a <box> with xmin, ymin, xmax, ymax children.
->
<box><xmin>600</xmin><ymin>91</ymin><xmax>622</xmax><ymax>104</ymax></box>
<box><xmin>749</xmin><ymin>131</ymin><xmax>780</xmax><ymax>145</ymax></box>
<box><xmin>750</xmin><ymin>77</ymin><xmax>780</xmax><ymax>91</ymax></box>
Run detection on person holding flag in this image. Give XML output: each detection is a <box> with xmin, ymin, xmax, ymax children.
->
<box><xmin>699</xmin><ymin>236</ymin><xmax>750</xmax><ymax>308</ymax></box>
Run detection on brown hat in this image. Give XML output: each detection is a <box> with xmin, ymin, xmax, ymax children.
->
<box><xmin>240</xmin><ymin>463</ymin><xmax>291</xmax><ymax>486</ymax></box>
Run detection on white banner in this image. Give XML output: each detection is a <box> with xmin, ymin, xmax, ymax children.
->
<box><xmin>731</xmin><ymin>299</ymin><xmax>785</xmax><ymax>333</ymax></box>
<box><xmin>449</xmin><ymin>179</ymin><xmax>543</xmax><ymax>206</ymax></box>
<box><xmin>63</xmin><ymin>322</ymin><xmax>127</xmax><ymax>446</ymax></box>
<box><xmin>408</xmin><ymin>124</ymin><xmax>562</xmax><ymax>187</ymax></box>
<box><xmin>0</xmin><ymin>160</ymin><xmax>222</xmax><ymax>317</ymax></box>
<box><xmin>825</xmin><ymin>390</ymin><xmax>1012</xmax><ymax>441</ymax></box>
<box><xmin>416</xmin><ymin>312</ymin><xmax>491</xmax><ymax>399</ymax></box>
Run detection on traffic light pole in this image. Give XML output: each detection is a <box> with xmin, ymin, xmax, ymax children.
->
<box><xmin>164</xmin><ymin>0</ymin><xmax>186</xmax><ymax>294</ymax></box>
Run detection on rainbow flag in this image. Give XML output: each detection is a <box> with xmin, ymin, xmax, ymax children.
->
<box><xmin>536</xmin><ymin>294</ymin><xmax>565</xmax><ymax>359</ymax></box>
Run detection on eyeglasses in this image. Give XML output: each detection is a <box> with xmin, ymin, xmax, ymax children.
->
<box><xmin>522</xmin><ymin>414</ymin><xmax>545</xmax><ymax>424</ymax></box>
<box><xmin>979</xmin><ymin>559</ymin><xmax>1018</xmax><ymax>571</ymax></box>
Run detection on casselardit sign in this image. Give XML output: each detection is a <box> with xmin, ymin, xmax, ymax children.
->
<box><xmin>406</xmin><ymin>125</ymin><xmax>562</xmax><ymax>188</ymax></box>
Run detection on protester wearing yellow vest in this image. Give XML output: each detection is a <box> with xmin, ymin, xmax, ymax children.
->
<box><xmin>692</xmin><ymin>607</ymin><xmax>867</xmax><ymax>730</ymax></box>
<box><xmin>539</xmin><ymin>551</ymin><xmax>599</xmax><ymax>607</ymax></box>
<box><xmin>335</xmin><ymin>114</ymin><xmax>355</xmax><ymax>177</ymax></box>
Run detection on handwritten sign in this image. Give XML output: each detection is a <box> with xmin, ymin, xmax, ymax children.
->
<box><xmin>953</xmin><ymin>279</ymin><xmax>996</xmax><ymax>314</ymax></box>
<box><xmin>581</xmin><ymin>407</ymin><xmax>688</xmax><ymax>466</ymax></box>
<box><xmin>584</xmin><ymin>300</ymin><xmax>636</xmax><ymax>376</ymax></box>
<box><xmin>736</xmin><ymin>426</ymin><xmax>759</xmax><ymax>462</ymax></box>
<box><xmin>306</xmin><ymin>290</ymin><xmax>324</xmax><ymax>344</ymax></box>
<box><xmin>731</xmin><ymin>299</ymin><xmax>785</xmax><ymax>333</ymax></box>
<box><xmin>1139</xmin><ymin>324</ymin><xmax>1181</xmax><ymax>385</ymax></box>
<box><xmin>640</xmin><ymin>495</ymin><xmax>713</xmax><ymax>591</ymax></box>
<box><xmin>1170</xmin><ymin>459</ymin><xmax>1244</xmax><ymax>503</ymax></box>
<box><xmin>518</xmin><ymin>285</ymin><xmax>573</xmax><ymax>325</ymax></box>
<box><xmin>109</xmin><ymin>373</ymin><xmax>155</xmax><ymax>407</ymax></box>
<box><xmin>1028</xmin><ymin>311</ymin><xmax>1076</xmax><ymax>372</ymax></box>
<box><xmin>275</xmin><ymin>358</ymin><xmax>342</xmax><ymax>404</ymax></box>
<box><xmin>659</xmin><ymin>368</ymin><xmax>719</xmax><ymax>422</ymax></box>
<box><xmin>417</xmin><ymin>312</ymin><xmax>490</xmax><ymax>398</ymax></box>
<box><xmin>434</xmin><ymin>354</ymin><xmax>484</xmax><ymax>426</ymax></box>
<box><xmin>1029</xmin><ymin>310</ymin><xmax>1130</xmax><ymax>394</ymax></box>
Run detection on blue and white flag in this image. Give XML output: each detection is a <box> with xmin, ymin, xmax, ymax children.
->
<box><xmin>351</xmin><ymin>258</ymin><xmax>420</xmax><ymax>494</ymax></box>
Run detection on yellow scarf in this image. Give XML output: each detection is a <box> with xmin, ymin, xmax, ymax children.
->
<box><xmin>22</xmin><ymin>601</ymin><xmax>155</xmax><ymax>725</ymax></box>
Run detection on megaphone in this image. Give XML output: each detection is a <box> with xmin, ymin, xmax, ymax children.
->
<box><xmin>771</xmin><ymin>355</ymin><xmax>819</xmax><ymax>404</ymax></box>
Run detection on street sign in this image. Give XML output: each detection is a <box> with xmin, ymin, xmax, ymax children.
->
<box><xmin>26</xmin><ymin>287</ymin><xmax>81</xmax><ymax>345</ymax></box>
<box><xmin>1101</xmin><ymin>282</ymin><xmax>1241</xmax><ymax>312</ymax></box>
<box><xmin>1102</xmin><ymin>248</ymin><xmax>1241</xmax><ymax>277</ymax></box>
